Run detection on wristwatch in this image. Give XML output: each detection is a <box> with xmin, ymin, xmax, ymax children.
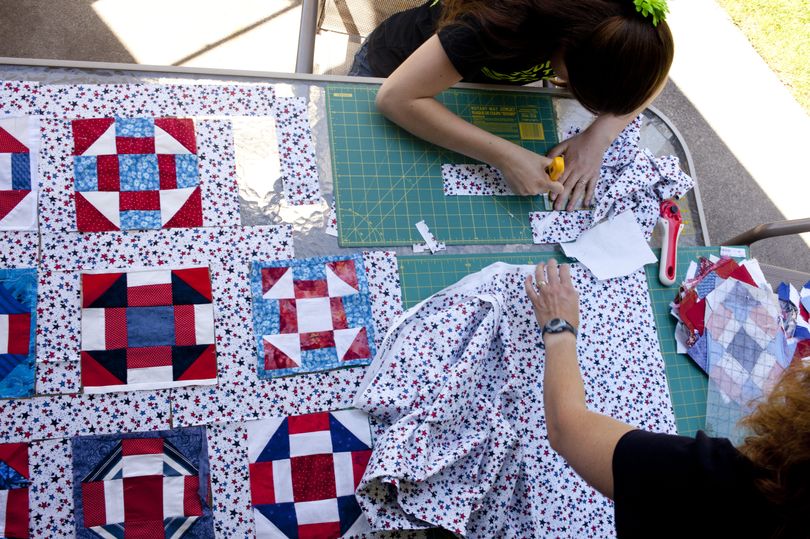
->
<box><xmin>542</xmin><ymin>318</ymin><xmax>578</xmax><ymax>337</ymax></box>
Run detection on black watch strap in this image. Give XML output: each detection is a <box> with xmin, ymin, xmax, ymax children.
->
<box><xmin>542</xmin><ymin>318</ymin><xmax>578</xmax><ymax>337</ymax></box>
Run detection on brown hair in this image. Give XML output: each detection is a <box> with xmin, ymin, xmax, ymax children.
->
<box><xmin>437</xmin><ymin>0</ymin><xmax>674</xmax><ymax>115</ymax></box>
<box><xmin>740</xmin><ymin>360</ymin><xmax>810</xmax><ymax>538</ymax></box>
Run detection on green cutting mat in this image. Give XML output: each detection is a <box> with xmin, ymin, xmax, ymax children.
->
<box><xmin>398</xmin><ymin>248</ymin><xmax>737</xmax><ymax>436</ymax></box>
<box><xmin>327</xmin><ymin>84</ymin><xmax>558</xmax><ymax>247</ymax></box>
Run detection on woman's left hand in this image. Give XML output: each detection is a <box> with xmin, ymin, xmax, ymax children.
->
<box><xmin>547</xmin><ymin>127</ymin><xmax>609</xmax><ymax>211</ymax></box>
<box><xmin>524</xmin><ymin>259</ymin><xmax>580</xmax><ymax>330</ymax></box>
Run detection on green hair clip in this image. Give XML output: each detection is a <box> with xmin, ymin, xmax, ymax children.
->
<box><xmin>633</xmin><ymin>0</ymin><xmax>669</xmax><ymax>26</ymax></box>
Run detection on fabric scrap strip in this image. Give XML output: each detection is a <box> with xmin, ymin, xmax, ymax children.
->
<box><xmin>275</xmin><ymin>97</ymin><xmax>321</xmax><ymax>206</ymax></box>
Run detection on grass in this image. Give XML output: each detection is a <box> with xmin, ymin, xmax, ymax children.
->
<box><xmin>716</xmin><ymin>0</ymin><xmax>810</xmax><ymax>113</ymax></box>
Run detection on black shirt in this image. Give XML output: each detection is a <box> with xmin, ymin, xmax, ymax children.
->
<box><xmin>612</xmin><ymin>429</ymin><xmax>783</xmax><ymax>538</ymax></box>
<box><xmin>364</xmin><ymin>0</ymin><xmax>555</xmax><ymax>84</ymax></box>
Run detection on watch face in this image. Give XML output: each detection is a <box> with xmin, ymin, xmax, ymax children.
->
<box><xmin>547</xmin><ymin>318</ymin><xmax>564</xmax><ymax>331</ymax></box>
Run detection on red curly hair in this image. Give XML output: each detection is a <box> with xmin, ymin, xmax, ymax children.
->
<box><xmin>740</xmin><ymin>360</ymin><xmax>810</xmax><ymax>538</ymax></box>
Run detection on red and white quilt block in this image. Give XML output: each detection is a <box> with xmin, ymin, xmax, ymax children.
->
<box><xmin>80</xmin><ymin>266</ymin><xmax>217</xmax><ymax>393</ymax></box>
<box><xmin>71</xmin><ymin>117</ymin><xmax>202</xmax><ymax>232</ymax></box>
<box><xmin>246</xmin><ymin>410</ymin><xmax>372</xmax><ymax>539</ymax></box>
<box><xmin>251</xmin><ymin>254</ymin><xmax>376</xmax><ymax>378</ymax></box>
<box><xmin>0</xmin><ymin>117</ymin><xmax>39</xmax><ymax>231</ymax></box>
<box><xmin>72</xmin><ymin>427</ymin><xmax>213</xmax><ymax>538</ymax></box>
<box><xmin>0</xmin><ymin>442</ymin><xmax>29</xmax><ymax>538</ymax></box>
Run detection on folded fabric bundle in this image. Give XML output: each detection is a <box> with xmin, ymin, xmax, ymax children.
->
<box><xmin>354</xmin><ymin>262</ymin><xmax>675</xmax><ymax>537</ymax></box>
<box><xmin>531</xmin><ymin>117</ymin><xmax>694</xmax><ymax>244</ymax></box>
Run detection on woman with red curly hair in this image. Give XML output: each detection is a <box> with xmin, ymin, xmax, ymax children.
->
<box><xmin>350</xmin><ymin>0</ymin><xmax>674</xmax><ymax>210</ymax></box>
<box><xmin>525</xmin><ymin>259</ymin><xmax>804</xmax><ymax>538</ymax></box>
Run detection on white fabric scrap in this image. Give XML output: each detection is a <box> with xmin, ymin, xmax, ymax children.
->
<box><xmin>720</xmin><ymin>246</ymin><xmax>746</xmax><ymax>258</ymax></box>
<box><xmin>324</xmin><ymin>202</ymin><xmax>338</xmax><ymax>237</ymax></box>
<box><xmin>414</xmin><ymin>220</ymin><xmax>445</xmax><ymax>253</ymax></box>
<box><xmin>561</xmin><ymin>210</ymin><xmax>657</xmax><ymax>280</ymax></box>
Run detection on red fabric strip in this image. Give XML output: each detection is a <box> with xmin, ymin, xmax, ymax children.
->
<box><xmin>104</xmin><ymin>307</ymin><xmax>128</xmax><ymax>350</ymax></box>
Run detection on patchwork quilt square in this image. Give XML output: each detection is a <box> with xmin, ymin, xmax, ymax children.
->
<box><xmin>0</xmin><ymin>268</ymin><xmax>36</xmax><ymax>399</ymax></box>
<box><xmin>0</xmin><ymin>442</ymin><xmax>29</xmax><ymax>538</ymax></box>
<box><xmin>250</xmin><ymin>254</ymin><xmax>376</xmax><ymax>378</ymax></box>
<box><xmin>72</xmin><ymin>426</ymin><xmax>213</xmax><ymax>539</ymax></box>
<box><xmin>0</xmin><ymin>117</ymin><xmax>39</xmax><ymax>231</ymax></box>
<box><xmin>80</xmin><ymin>267</ymin><xmax>217</xmax><ymax>393</ymax></box>
<box><xmin>71</xmin><ymin>117</ymin><xmax>202</xmax><ymax>231</ymax></box>
<box><xmin>246</xmin><ymin>410</ymin><xmax>372</xmax><ymax>539</ymax></box>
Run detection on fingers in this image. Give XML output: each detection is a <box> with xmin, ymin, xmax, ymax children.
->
<box><xmin>584</xmin><ymin>176</ymin><xmax>598</xmax><ymax>208</ymax></box>
<box><xmin>546</xmin><ymin>258</ymin><xmax>560</xmax><ymax>286</ymax></box>
<box><xmin>547</xmin><ymin>141</ymin><xmax>567</xmax><ymax>159</ymax></box>
<box><xmin>546</xmin><ymin>179</ymin><xmax>565</xmax><ymax>196</ymax></box>
<box><xmin>553</xmin><ymin>177</ymin><xmax>576</xmax><ymax>210</ymax></box>
<box><xmin>535</xmin><ymin>262</ymin><xmax>546</xmax><ymax>286</ymax></box>
<box><xmin>560</xmin><ymin>263</ymin><xmax>573</xmax><ymax>288</ymax></box>
<box><xmin>566</xmin><ymin>176</ymin><xmax>589</xmax><ymax>211</ymax></box>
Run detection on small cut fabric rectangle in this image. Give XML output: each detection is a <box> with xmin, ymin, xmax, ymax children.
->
<box><xmin>0</xmin><ymin>117</ymin><xmax>39</xmax><ymax>231</ymax></box>
<box><xmin>250</xmin><ymin>254</ymin><xmax>376</xmax><ymax>378</ymax></box>
<box><xmin>80</xmin><ymin>266</ymin><xmax>217</xmax><ymax>393</ymax></box>
<box><xmin>0</xmin><ymin>442</ymin><xmax>30</xmax><ymax>538</ymax></box>
<box><xmin>71</xmin><ymin>117</ymin><xmax>203</xmax><ymax>232</ymax></box>
<box><xmin>246</xmin><ymin>410</ymin><xmax>372</xmax><ymax>539</ymax></box>
<box><xmin>71</xmin><ymin>426</ymin><xmax>213</xmax><ymax>539</ymax></box>
<box><xmin>0</xmin><ymin>268</ymin><xmax>37</xmax><ymax>399</ymax></box>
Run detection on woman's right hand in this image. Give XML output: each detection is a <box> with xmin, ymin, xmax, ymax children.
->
<box><xmin>497</xmin><ymin>144</ymin><xmax>566</xmax><ymax>197</ymax></box>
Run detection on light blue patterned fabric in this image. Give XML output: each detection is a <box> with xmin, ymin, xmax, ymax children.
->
<box><xmin>120</xmin><ymin>210</ymin><xmax>161</xmax><ymax>230</ymax></box>
<box><xmin>119</xmin><ymin>154</ymin><xmax>160</xmax><ymax>191</ymax></box>
<box><xmin>115</xmin><ymin>117</ymin><xmax>154</xmax><ymax>138</ymax></box>
<box><xmin>175</xmin><ymin>154</ymin><xmax>200</xmax><ymax>188</ymax></box>
<box><xmin>73</xmin><ymin>155</ymin><xmax>98</xmax><ymax>191</ymax></box>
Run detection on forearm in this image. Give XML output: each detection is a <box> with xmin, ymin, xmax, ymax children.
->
<box><xmin>543</xmin><ymin>332</ymin><xmax>588</xmax><ymax>443</ymax></box>
<box><xmin>585</xmin><ymin>111</ymin><xmax>637</xmax><ymax>148</ymax></box>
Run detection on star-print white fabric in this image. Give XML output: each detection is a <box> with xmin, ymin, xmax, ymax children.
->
<box><xmin>441</xmin><ymin>164</ymin><xmax>513</xmax><ymax>196</ymax></box>
<box><xmin>354</xmin><ymin>262</ymin><xmax>676</xmax><ymax>538</ymax></box>
<box><xmin>530</xmin><ymin>210</ymin><xmax>593</xmax><ymax>244</ymax></box>
<box><xmin>0</xmin><ymin>83</ymin><xmax>41</xmax><ymax>266</ymax></box>
<box><xmin>274</xmin><ymin>97</ymin><xmax>321</xmax><ymax>206</ymax></box>
<box><xmin>530</xmin><ymin>117</ymin><xmax>694</xmax><ymax>244</ymax></box>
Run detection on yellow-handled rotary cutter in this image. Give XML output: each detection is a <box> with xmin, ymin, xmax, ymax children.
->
<box><xmin>546</xmin><ymin>156</ymin><xmax>564</xmax><ymax>181</ymax></box>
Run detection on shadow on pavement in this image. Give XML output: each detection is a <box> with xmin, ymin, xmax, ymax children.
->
<box><xmin>656</xmin><ymin>79</ymin><xmax>810</xmax><ymax>272</ymax></box>
<box><xmin>0</xmin><ymin>0</ymin><xmax>135</xmax><ymax>63</ymax></box>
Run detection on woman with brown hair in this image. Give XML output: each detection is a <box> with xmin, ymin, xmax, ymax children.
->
<box><xmin>349</xmin><ymin>0</ymin><xmax>674</xmax><ymax>210</ymax></box>
<box><xmin>525</xmin><ymin>259</ymin><xmax>805</xmax><ymax>537</ymax></box>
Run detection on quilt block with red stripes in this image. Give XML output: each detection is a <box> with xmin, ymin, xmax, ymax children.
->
<box><xmin>80</xmin><ymin>267</ymin><xmax>217</xmax><ymax>393</ymax></box>
<box><xmin>72</xmin><ymin>427</ymin><xmax>213</xmax><ymax>539</ymax></box>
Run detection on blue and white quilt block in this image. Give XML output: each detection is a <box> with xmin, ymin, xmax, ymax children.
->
<box><xmin>250</xmin><ymin>254</ymin><xmax>376</xmax><ymax>378</ymax></box>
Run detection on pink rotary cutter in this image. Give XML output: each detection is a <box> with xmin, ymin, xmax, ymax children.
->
<box><xmin>658</xmin><ymin>200</ymin><xmax>683</xmax><ymax>286</ymax></box>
